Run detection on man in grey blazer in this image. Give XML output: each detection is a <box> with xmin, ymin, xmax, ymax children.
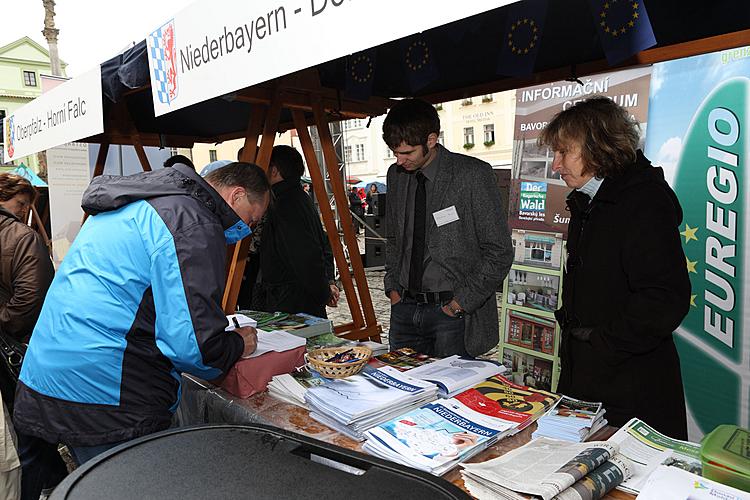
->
<box><xmin>382</xmin><ymin>99</ymin><xmax>513</xmax><ymax>357</ymax></box>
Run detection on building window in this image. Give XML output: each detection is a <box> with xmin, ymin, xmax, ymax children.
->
<box><xmin>484</xmin><ymin>124</ymin><xmax>495</xmax><ymax>145</ymax></box>
<box><xmin>438</xmin><ymin>131</ymin><xmax>445</xmax><ymax>146</ymax></box>
<box><xmin>463</xmin><ymin>127</ymin><xmax>474</xmax><ymax>146</ymax></box>
<box><xmin>355</xmin><ymin>144</ymin><xmax>365</xmax><ymax>162</ymax></box>
<box><xmin>23</xmin><ymin>71</ymin><xmax>37</xmax><ymax>87</ymax></box>
<box><xmin>209</xmin><ymin>149</ymin><xmax>217</xmax><ymax>162</ymax></box>
<box><xmin>482</xmin><ymin>94</ymin><xmax>493</xmax><ymax>103</ymax></box>
<box><xmin>344</xmin><ymin>145</ymin><xmax>352</xmax><ymax>163</ymax></box>
<box><xmin>461</xmin><ymin>98</ymin><xmax>473</xmax><ymax>106</ymax></box>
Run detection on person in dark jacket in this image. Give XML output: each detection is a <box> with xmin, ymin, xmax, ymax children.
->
<box><xmin>540</xmin><ymin>96</ymin><xmax>691</xmax><ymax>439</ymax></box>
<box><xmin>14</xmin><ymin>162</ymin><xmax>269</xmax><ymax>467</ymax></box>
<box><xmin>252</xmin><ymin>146</ymin><xmax>338</xmax><ymax>318</ymax></box>
<box><xmin>349</xmin><ymin>187</ymin><xmax>364</xmax><ymax>234</ymax></box>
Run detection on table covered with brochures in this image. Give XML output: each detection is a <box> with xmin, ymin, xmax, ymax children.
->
<box><xmin>176</xmin><ymin>374</ymin><xmax>634</xmax><ymax>499</ymax></box>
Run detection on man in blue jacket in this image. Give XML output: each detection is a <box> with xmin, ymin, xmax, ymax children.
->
<box><xmin>13</xmin><ymin>161</ymin><xmax>270</xmax><ymax>468</ymax></box>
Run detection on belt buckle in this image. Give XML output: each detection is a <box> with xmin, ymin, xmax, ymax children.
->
<box><xmin>415</xmin><ymin>292</ymin><xmax>428</xmax><ymax>304</ymax></box>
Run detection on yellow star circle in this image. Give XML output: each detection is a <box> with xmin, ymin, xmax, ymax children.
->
<box><xmin>599</xmin><ymin>0</ymin><xmax>640</xmax><ymax>38</ymax></box>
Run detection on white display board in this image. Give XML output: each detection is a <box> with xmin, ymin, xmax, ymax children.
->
<box><xmin>46</xmin><ymin>143</ymin><xmax>91</xmax><ymax>268</ymax></box>
<box><xmin>2</xmin><ymin>68</ymin><xmax>103</xmax><ymax>163</ymax></box>
<box><xmin>146</xmin><ymin>0</ymin><xmax>516</xmax><ymax>116</ymax></box>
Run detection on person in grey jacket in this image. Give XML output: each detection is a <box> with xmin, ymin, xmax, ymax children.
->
<box><xmin>382</xmin><ymin>99</ymin><xmax>513</xmax><ymax>357</ymax></box>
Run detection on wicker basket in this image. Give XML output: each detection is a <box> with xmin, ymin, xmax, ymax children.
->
<box><xmin>306</xmin><ymin>346</ymin><xmax>372</xmax><ymax>379</ymax></box>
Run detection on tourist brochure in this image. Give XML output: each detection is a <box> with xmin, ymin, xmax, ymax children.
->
<box><xmin>465</xmin><ymin>374</ymin><xmax>560</xmax><ymax>432</ymax></box>
<box><xmin>266</xmin><ymin>369</ymin><xmax>326</xmax><ymax>408</ymax></box>
<box><xmin>533</xmin><ymin>395</ymin><xmax>607</xmax><ymax>442</ymax></box>
<box><xmin>636</xmin><ymin>465</ymin><xmax>750</xmax><ymax>500</ymax></box>
<box><xmin>367</xmin><ymin>348</ymin><xmax>438</xmax><ymax>371</ymax></box>
<box><xmin>304</xmin><ymin>365</ymin><xmax>439</xmax><ymax>440</ymax></box>
<box><xmin>363</xmin><ymin>396</ymin><xmax>518</xmax><ymax>476</ymax></box>
<box><xmin>404</xmin><ymin>355</ymin><xmax>507</xmax><ymax>397</ymax></box>
<box><xmin>606</xmin><ymin>417</ymin><xmax>702</xmax><ymax>495</ymax></box>
<box><xmin>239</xmin><ymin>310</ymin><xmax>333</xmax><ymax>338</ymax></box>
<box><xmin>460</xmin><ymin>437</ymin><xmax>632</xmax><ymax>500</ymax></box>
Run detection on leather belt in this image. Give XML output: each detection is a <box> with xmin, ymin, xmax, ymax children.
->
<box><xmin>403</xmin><ymin>290</ymin><xmax>453</xmax><ymax>304</ymax></box>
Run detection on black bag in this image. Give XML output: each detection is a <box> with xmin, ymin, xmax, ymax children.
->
<box><xmin>0</xmin><ymin>331</ymin><xmax>25</xmax><ymax>412</ymax></box>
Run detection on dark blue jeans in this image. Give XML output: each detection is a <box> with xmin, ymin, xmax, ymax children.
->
<box><xmin>16</xmin><ymin>433</ymin><xmax>67</xmax><ymax>500</ymax></box>
<box><xmin>389</xmin><ymin>299</ymin><xmax>468</xmax><ymax>357</ymax></box>
<box><xmin>68</xmin><ymin>441</ymin><xmax>123</xmax><ymax>466</ymax></box>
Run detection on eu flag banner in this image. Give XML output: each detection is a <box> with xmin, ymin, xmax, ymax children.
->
<box><xmin>401</xmin><ymin>34</ymin><xmax>439</xmax><ymax>93</ymax></box>
<box><xmin>589</xmin><ymin>0</ymin><xmax>656</xmax><ymax>64</ymax></box>
<box><xmin>344</xmin><ymin>49</ymin><xmax>377</xmax><ymax>102</ymax></box>
<box><xmin>497</xmin><ymin>0</ymin><xmax>548</xmax><ymax>78</ymax></box>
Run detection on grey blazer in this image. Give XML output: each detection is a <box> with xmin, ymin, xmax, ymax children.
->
<box><xmin>384</xmin><ymin>145</ymin><xmax>513</xmax><ymax>356</ymax></box>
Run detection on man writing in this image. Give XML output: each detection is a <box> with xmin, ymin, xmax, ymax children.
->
<box><xmin>14</xmin><ymin>161</ymin><xmax>270</xmax><ymax>465</ymax></box>
<box><xmin>382</xmin><ymin>99</ymin><xmax>513</xmax><ymax>357</ymax></box>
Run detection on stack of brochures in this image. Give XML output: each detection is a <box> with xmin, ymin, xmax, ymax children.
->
<box><xmin>363</xmin><ymin>397</ymin><xmax>518</xmax><ymax>476</ymax></box>
<box><xmin>532</xmin><ymin>395</ymin><xmax>608</xmax><ymax>442</ymax></box>
<box><xmin>367</xmin><ymin>348</ymin><xmax>437</xmax><ymax>371</ymax></box>
<box><xmin>304</xmin><ymin>365</ymin><xmax>439</xmax><ymax>441</ymax></box>
<box><xmin>404</xmin><ymin>355</ymin><xmax>507</xmax><ymax>397</ymax></box>
<box><xmin>240</xmin><ymin>310</ymin><xmax>333</xmax><ymax>338</ymax></box>
<box><xmin>460</xmin><ymin>437</ymin><xmax>632</xmax><ymax>500</ymax></box>
<box><xmin>362</xmin><ymin>373</ymin><xmax>560</xmax><ymax>476</ymax></box>
<box><xmin>266</xmin><ymin>370</ymin><xmax>326</xmax><ymax>409</ymax></box>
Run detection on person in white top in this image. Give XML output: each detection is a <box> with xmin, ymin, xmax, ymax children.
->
<box><xmin>0</xmin><ymin>395</ymin><xmax>20</xmax><ymax>500</ymax></box>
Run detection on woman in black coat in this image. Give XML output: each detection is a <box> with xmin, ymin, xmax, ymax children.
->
<box><xmin>540</xmin><ymin>97</ymin><xmax>691</xmax><ymax>439</ymax></box>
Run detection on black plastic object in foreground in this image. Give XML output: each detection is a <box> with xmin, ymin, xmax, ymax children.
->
<box><xmin>50</xmin><ymin>424</ymin><xmax>470</xmax><ymax>500</ymax></box>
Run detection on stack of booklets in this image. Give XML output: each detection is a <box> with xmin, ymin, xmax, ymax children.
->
<box><xmin>361</xmin><ymin>373</ymin><xmax>560</xmax><ymax>476</ymax></box>
<box><xmin>367</xmin><ymin>348</ymin><xmax>438</xmax><ymax>371</ymax></box>
<box><xmin>404</xmin><ymin>355</ymin><xmax>507</xmax><ymax>397</ymax></box>
<box><xmin>266</xmin><ymin>370</ymin><xmax>326</xmax><ymax>409</ymax></box>
<box><xmin>363</xmin><ymin>396</ymin><xmax>519</xmax><ymax>476</ymax></box>
<box><xmin>460</xmin><ymin>437</ymin><xmax>632</xmax><ymax>500</ymax></box>
<box><xmin>533</xmin><ymin>395</ymin><xmax>608</xmax><ymax>442</ymax></box>
<box><xmin>304</xmin><ymin>365</ymin><xmax>439</xmax><ymax>441</ymax></box>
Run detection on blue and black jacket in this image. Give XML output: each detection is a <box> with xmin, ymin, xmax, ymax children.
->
<box><xmin>14</xmin><ymin>163</ymin><xmax>247</xmax><ymax>446</ymax></box>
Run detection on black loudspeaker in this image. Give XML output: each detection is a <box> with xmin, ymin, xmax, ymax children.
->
<box><xmin>364</xmin><ymin>214</ymin><xmax>387</xmax><ymax>239</ymax></box>
<box><xmin>371</xmin><ymin>192</ymin><xmax>387</xmax><ymax>216</ymax></box>
<box><xmin>365</xmin><ymin>241</ymin><xmax>386</xmax><ymax>268</ymax></box>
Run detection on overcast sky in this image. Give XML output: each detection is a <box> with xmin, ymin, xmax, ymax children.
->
<box><xmin>2</xmin><ymin>0</ymin><xmax>194</xmax><ymax>77</ymax></box>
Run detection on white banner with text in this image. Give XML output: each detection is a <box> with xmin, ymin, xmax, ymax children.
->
<box><xmin>146</xmin><ymin>0</ymin><xmax>515</xmax><ymax>116</ymax></box>
<box><xmin>2</xmin><ymin>68</ymin><xmax>103</xmax><ymax>163</ymax></box>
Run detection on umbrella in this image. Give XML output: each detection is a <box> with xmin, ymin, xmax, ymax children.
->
<box><xmin>345</xmin><ymin>176</ymin><xmax>362</xmax><ymax>184</ymax></box>
<box><xmin>365</xmin><ymin>181</ymin><xmax>387</xmax><ymax>194</ymax></box>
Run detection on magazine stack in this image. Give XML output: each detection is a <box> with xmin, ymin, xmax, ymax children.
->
<box><xmin>405</xmin><ymin>355</ymin><xmax>507</xmax><ymax>397</ymax></box>
<box><xmin>304</xmin><ymin>365</ymin><xmax>439</xmax><ymax>441</ymax></box>
<box><xmin>533</xmin><ymin>395</ymin><xmax>608</xmax><ymax>442</ymax></box>
<box><xmin>363</xmin><ymin>396</ymin><xmax>517</xmax><ymax>475</ymax></box>
<box><xmin>460</xmin><ymin>437</ymin><xmax>632</xmax><ymax>500</ymax></box>
<box><xmin>362</xmin><ymin>373</ymin><xmax>559</xmax><ymax>475</ymax></box>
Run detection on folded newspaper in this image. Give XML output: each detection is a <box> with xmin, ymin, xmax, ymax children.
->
<box><xmin>460</xmin><ymin>437</ymin><xmax>632</xmax><ymax>500</ymax></box>
<box><xmin>404</xmin><ymin>355</ymin><xmax>507</xmax><ymax>397</ymax></box>
<box><xmin>363</xmin><ymin>396</ymin><xmax>517</xmax><ymax>475</ymax></box>
<box><xmin>606</xmin><ymin>417</ymin><xmax>702</xmax><ymax>495</ymax></box>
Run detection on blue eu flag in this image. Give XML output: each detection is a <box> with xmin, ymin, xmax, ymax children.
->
<box><xmin>401</xmin><ymin>34</ymin><xmax>439</xmax><ymax>93</ymax></box>
<box><xmin>589</xmin><ymin>0</ymin><xmax>656</xmax><ymax>64</ymax></box>
<box><xmin>344</xmin><ymin>49</ymin><xmax>376</xmax><ymax>102</ymax></box>
<box><xmin>497</xmin><ymin>0</ymin><xmax>548</xmax><ymax>77</ymax></box>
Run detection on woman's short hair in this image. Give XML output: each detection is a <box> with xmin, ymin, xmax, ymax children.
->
<box><xmin>539</xmin><ymin>96</ymin><xmax>640</xmax><ymax>178</ymax></box>
<box><xmin>0</xmin><ymin>174</ymin><xmax>36</xmax><ymax>203</ymax></box>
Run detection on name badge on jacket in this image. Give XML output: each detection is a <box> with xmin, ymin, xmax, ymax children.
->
<box><xmin>433</xmin><ymin>205</ymin><xmax>460</xmax><ymax>227</ymax></box>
